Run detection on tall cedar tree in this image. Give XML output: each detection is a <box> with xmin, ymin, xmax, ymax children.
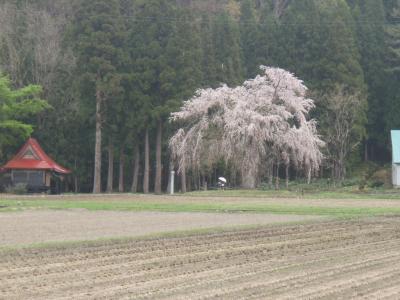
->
<box><xmin>383</xmin><ymin>0</ymin><xmax>400</xmax><ymax>141</ymax></box>
<box><xmin>213</xmin><ymin>12</ymin><xmax>244</xmax><ymax>86</ymax></box>
<box><xmin>128</xmin><ymin>0</ymin><xmax>176</xmax><ymax>193</ymax></box>
<box><xmin>239</xmin><ymin>0</ymin><xmax>261</xmax><ymax>78</ymax></box>
<box><xmin>104</xmin><ymin>72</ymin><xmax>130</xmax><ymax>193</ymax></box>
<box><xmin>164</xmin><ymin>10</ymin><xmax>203</xmax><ymax>191</ymax></box>
<box><xmin>71</xmin><ymin>0</ymin><xmax>125</xmax><ymax>193</ymax></box>
<box><xmin>318</xmin><ymin>0</ymin><xmax>367</xmax><ymax>177</ymax></box>
<box><xmin>130</xmin><ymin>1</ymin><xmax>202</xmax><ymax>193</ymax></box>
<box><xmin>349</xmin><ymin>0</ymin><xmax>388</xmax><ymax>160</ymax></box>
<box><xmin>200</xmin><ymin>14</ymin><xmax>219</xmax><ymax>87</ymax></box>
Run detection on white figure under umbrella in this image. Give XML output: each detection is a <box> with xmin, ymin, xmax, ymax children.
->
<box><xmin>218</xmin><ymin>177</ymin><xmax>227</xmax><ymax>189</ymax></box>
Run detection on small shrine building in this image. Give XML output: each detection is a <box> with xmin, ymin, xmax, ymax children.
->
<box><xmin>1</xmin><ymin>138</ymin><xmax>70</xmax><ymax>192</ymax></box>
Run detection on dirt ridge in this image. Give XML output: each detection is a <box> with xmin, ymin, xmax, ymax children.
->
<box><xmin>1</xmin><ymin>218</ymin><xmax>400</xmax><ymax>299</ymax></box>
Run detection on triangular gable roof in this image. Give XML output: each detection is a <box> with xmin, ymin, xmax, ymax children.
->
<box><xmin>2</xmin><ymin>138</ymin><xmax>71</xmax><ymax>174</ymax></box>
<box><xmin>391</xmin><ymin>130</ymin><xmax>400</xmax><ymax>164</ymax></box>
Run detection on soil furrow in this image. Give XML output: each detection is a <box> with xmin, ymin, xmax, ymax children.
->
<box><xmin>1</xmin><ymin>217</ymin><xmax>400</xmax><ymax>299</ymax></box>
<box><xmin>316</xmin><ymin>271</ymin><xmax>400</xmax><ymax>300</ymax></box>
<box><xmin>1</xmin><ymin>227</ymin><xmax>395</xmax><ymax>293</ymax></box>
<box><xmin>68</xmin><ymin>238</ymin><xmax>400</xmax><ymax>300</ymax></box>
<box><xmin>188</xmin><ymin>248</ymin><xmax>400</xmax><ymax>300</ymax></box>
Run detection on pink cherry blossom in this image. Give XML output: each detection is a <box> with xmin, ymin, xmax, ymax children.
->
<box><xmin>170</xmin><ymin>66</ymin><xmax>324</xmax><ymax>188</ymax></box>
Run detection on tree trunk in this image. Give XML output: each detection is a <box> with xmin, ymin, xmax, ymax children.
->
<box><xmin>331</xmin><ymin>162</ymin><xmax>335</xmax><ymax>181</ymax></box>
<box><xmin>198</xmin><ymin>172</ymin><xmax>202</xmax><ymax>190</ymax></box>
<box><xmin>268</xmin><ymin>165</ymin><xmax>273</xmax><ymax>188</ymax></box>
<box><xmin>154</xmin><ymin>120</ymin><xmax>162</xmax><ymax>194</ymax></box>
<box><xmin>106</xmin><ymin>141</ymin><xmax>114</xmax><ymax>193</ymax></box>
<box><xmin>193</xmin><ymin>173</ymin><xmax>198</xmax><ymax>191</ymax></box>
<box><xmin>187</xmin><ymin>174</ymin><xmax>192</xmax><ymax>192</ymax></box>
<box><xmin>93</xmin><ymin>91</ymin><xmax>102</xmax><ymax>194</ymax></box>
<box><xmin>241</xmin><ymin>168</ymin><xmax>257</xmax><ymax>189</ymax></box>
<box><xmin>143</xmin><ymin>128</ymin><xmax>150</xmax><ymax>194</ymax></box>
<box><xmin>118</xmin><ymin>147</ymin><xmax>125</xmax><ymax>193</ymax></box>
<box><xmin>307</xmin><ymin>166</ymin><xmax>312</xmax><ymax>185</ymax></box>
<box><xmin>131</xmin><ymin>144</ymin><xmax>140</xmax><ymax>193</ymax></box>
<box><xmin>285</xmin><ymin>165</ymin><xmax>289</xmax><ymax>189</ymax></box>
<box><xmin>74</xmin><ymin>176</ymin><xmax>79</xmax><ymax>193</ymax></box>
<box><xmin>181</xmin><ymin>162</ymin><xmax>187</xmax><ymax>193</ymax></box>
<box><xmin>335</xmin><ymin>154</ymin><xmax>345</xmax><ymax>182</ymax></box>
<box><xmin>371</xmin><ymin>146</ymin><xmax>375</xmax><ymax>161</ymax></box>
<box><xmin>203</xmin><ymin>175</ymin><xmax>208</xmax><ymax>191</ymax></box>
<box><xmin>74</xmin><ymin>159</ymin><xmax>78</xmax><ymax>193</ymax></box>
<box><xmin>275</xmin><ymin>163</ymin><xmax>280</xmax><ymax>190</ymax></box>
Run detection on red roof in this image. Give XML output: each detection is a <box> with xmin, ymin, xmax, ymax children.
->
<box><xmin>2</xmin><ymin>138</ymin><xmax>71</xmax><ymax>174</ymax></box>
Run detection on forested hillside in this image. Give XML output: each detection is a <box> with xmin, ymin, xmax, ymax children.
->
<box><xmin>0</xmin><ymin>0</ymin><xmax>399</xmax><ymax>192</ymax></box>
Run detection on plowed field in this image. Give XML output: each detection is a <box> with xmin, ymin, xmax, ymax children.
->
<box><xmin>2</xmin><ymin>217</ymin><xmax>400</xmax><ymax>299</ymax></box>
<box><xmin>0</xmin><ymin>210</ymin><xmax>322</xmax><ymax>246</ymax></box>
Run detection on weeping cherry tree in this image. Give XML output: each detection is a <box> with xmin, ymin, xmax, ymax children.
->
<box><xmin>169</xmin><ymin>66</ymin><xmax>324</xmax><ymax>189</ymax></box>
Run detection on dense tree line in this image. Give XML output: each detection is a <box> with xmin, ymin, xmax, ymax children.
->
<box><xmin>0</xmin><ymin>0</ymin><xmax>399</xmax><ymax>192</ymax></box>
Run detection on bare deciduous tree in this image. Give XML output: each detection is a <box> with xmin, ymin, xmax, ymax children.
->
<box><xmin>273</xmin><ymin>0</ymin><xmax>291</xmax><ymax>17</ymax></box>
<box><xmin>322</xmin><ymin>85</ymin><xmax>366</xmax><ymax>181</ymax></box>
<box><xmin>0</xmin><ymin>1</ymin><xmax>74</xmax><ymax>92</ymax></box>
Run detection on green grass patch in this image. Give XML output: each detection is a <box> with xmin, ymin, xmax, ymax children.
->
<box><xmin>185</xmin><ymin>189</ymin><xmax>400</xmax><ymax>200</ymax></box>
<box><xmin>0</xmin><ymin>198</ymin><xmax>400</xmax><ymax>217</ymax></box>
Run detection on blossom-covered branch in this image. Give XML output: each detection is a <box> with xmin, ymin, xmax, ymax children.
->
<box><xmin>170</xmin><ymin>66</ymin><xmax>324</xmax><ymax>188</ymax></box>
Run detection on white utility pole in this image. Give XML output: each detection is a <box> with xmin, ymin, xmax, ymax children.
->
<box><xmin>170</xmin><ymin>171</ymin><xmax>175</xmax><ymax>195</ymax></box>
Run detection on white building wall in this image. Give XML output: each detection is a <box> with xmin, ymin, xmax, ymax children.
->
<box><xmin>394</xmin><ymin>164</ymin><xmax>400</xmax><ymax>187</ymax></box>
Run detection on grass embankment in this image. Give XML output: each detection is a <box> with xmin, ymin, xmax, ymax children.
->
<box><xmin>1</xmin><ymin>196</ymin><xmax>400</xmax><ymax>217</ymax></box>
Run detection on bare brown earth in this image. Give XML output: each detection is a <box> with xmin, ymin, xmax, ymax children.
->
<box><xmin>2</xmin><ymin>217</ymin><xmax>400</xmax><ymax>299</ymax></box>
<box><xmin>0</xmin><ymin>210</ymin><xmax>322</xmax><ymax>247</ymax></box>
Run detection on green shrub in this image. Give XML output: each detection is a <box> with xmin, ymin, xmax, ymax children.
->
<box><xmin>6</xmin><ymin>183</ymin><xmax>28</xmax><ymax>195</ymax></box>
<box><xmin>258</xmin><ymin>182</ymin><xmax>274</xmax><ymax>190</ymax></box>
<box><xmin>341</xmin><ymin>178</ymin><xmax>361</xmax><ymax>187</ymax></box>
<box><xmin>368</xmin><ymin>168</ymin><xmax>391</xmax><ymax>188</ymax></box>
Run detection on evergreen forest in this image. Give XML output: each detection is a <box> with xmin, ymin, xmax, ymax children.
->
<box><xmin>0</xmin><ymin>0</ymin><xmax>399</xmax><ymax>193</ymax></box>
